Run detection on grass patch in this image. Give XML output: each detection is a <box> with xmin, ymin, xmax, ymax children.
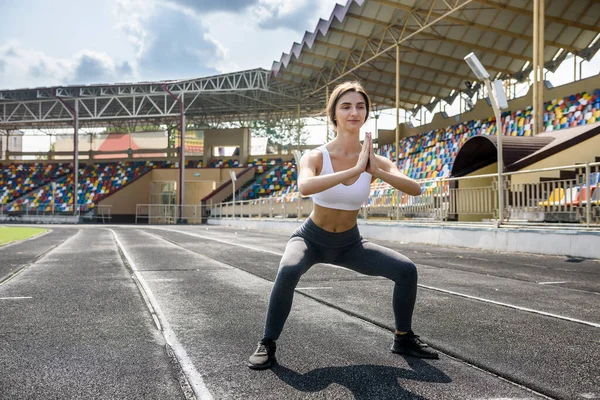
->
<box><xmin>0</xmin><ymin>227</ymin><xmax>47</xmax><ymax>246</ymax></box>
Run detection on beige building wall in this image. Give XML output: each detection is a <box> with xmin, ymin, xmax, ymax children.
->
<box><xmin>1</xmin><ymin>130</ymin><xmax>24</xmax><ymax>160</ymax></box>
<box><xmin>98</xmin><ymin>172</ymin><xmax>153</xmax><ymax>214</ymax></box>
<box><xmin>203</xmin><ymin>128</ymin><xmax>250</xmax><ymax>165</ymax></box>
<box><xmin>99</xmin><ymin>167</ymin><xmax>246</xmax><ymax>215</ymax></box>
<box><xmin>53</xmin><ymin>131</ymin><xmax>168</xmax><ymax>159</ymax></box>
<box><xmin>510</xmin><ymin>135</ymin><xmax>600</xmax><ymax>185</ymax></box>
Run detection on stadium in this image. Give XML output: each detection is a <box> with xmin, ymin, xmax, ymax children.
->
<box><xmin>1</xmin><ymin>0</ymin><xmax>599</xmax><ymax>399</ymax></box>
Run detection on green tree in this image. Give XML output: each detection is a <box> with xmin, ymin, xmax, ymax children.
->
<box><xmin>251</xmin><ymin>118</ymin><xmax>309</xmax><ymax>148</ymax></box>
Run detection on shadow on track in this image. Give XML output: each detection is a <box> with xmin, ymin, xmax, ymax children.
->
<box><xmin>271</xmin><ymin>357</ymin><xmax>451</xmax><ymax>399</ymax></box>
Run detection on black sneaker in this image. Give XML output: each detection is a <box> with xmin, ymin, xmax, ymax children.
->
<box><xmin>248</xmin><ymin>339</ymin><xmax>277</xmax><ymax>370</ymax></box>
<box><xmin>391</xmin><ymin>331</ymin><xmax>439</xmax><ymax>359</ymax></box>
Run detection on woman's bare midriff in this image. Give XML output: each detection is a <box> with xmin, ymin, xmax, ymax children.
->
<box><xmin>310</xmin><ymin>204</ymin><xmax>360</xmax><ymax>232</ymax></box>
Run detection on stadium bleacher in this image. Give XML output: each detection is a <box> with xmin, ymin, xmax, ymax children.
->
<box><xmin>240</xmin><ymin>158</ymin><xmax>297</xmax><ymax>200</ymax></box>
<box><xmin>0</xmin><ymin>163</ymin><xmax>71</xmax><ymax>207</ymax></box>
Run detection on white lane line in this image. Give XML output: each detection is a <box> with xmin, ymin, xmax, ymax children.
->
<box><xmin>158</xmin><ymin>228</ymin><xmax>283</xmax><ymax>256</ymax></box>
<box><xmin>110</xmin><ymin>229</ymin><xmax>213</xmax><ymax>400</ymax></box>
<box><xmin>537</xmin><ymin>281</ymin><xmax>568</xmax><ymax>285</ymax></box>
<box><xmin>160</xmin><ymin>228</ymin><xmax>600</xmax><ymax>329</ymax></box>
<box><xmin>0</xmin><ymin>296</ymin><xmax>32</xmax><ymax>300</ymax></box>
<box><xmin>297</xmin><ymin>287</ymin><xmax>334</xmax><ymax>290</ymax></box>
<box><xmin>419</xmin><ymin>284</ymin><xmax>600</xmax><ymax>329</ymax></box>
<box><xmin>153</xmin><ymin>228</ymin><xmax>348</xmax><ymax>270</ymax></box>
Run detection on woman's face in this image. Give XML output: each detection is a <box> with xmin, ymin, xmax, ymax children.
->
<box><xmin>334</xmin><ymin>91</ymin><xmax>367</xmax><ymax>134</ymax></box>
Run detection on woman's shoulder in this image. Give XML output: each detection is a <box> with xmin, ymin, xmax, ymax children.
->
<box><xmin>306</xmin><ymin>146</ymin><xmax>328</xmax><ymax>158</ymax></box>
<box><xmin>300</xmin><ymin>148</ymin><xmax>324</xmax><ymax>170</ymax></box>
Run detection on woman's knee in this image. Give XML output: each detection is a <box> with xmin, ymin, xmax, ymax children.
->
<box><xmin>276</xmin><ymin>263</ymin><xmax>305</xmax><ymax>284</ymax></box>
<box><xmin>396</xmin><ymin>260</ymin><xmax>418</xmax><ymax>284</ymax></box>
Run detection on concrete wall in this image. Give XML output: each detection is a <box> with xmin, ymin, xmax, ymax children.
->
<box><xmin>208</xmin><ymin>218</ymin><xmax>600</xmax><ymax>259</ymax></box>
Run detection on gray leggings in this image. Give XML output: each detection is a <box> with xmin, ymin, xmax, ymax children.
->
<box><xmin>263</xmin><ymin>218</ymin><xmax>418</xmax><ymax>341</ymax></box>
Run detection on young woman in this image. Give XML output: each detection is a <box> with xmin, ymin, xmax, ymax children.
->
<box><xmin>248</xmin><ymin>81</ymin><xmax>438</xmax><ymax>370</ymax></box>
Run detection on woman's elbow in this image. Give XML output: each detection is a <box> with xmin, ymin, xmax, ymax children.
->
<box><xmin>410</xmin><ymin>184</ymin><xmax>422</xmax><ymax>196</ymax></box>
<box><xmin>298</xmin><ymin>182</ymin><xmax>311</xmax><ymax>196</ymax></box>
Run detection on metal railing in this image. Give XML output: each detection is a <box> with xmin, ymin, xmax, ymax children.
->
<box><xmin>201</xmin><ymin>161</ymin><xmax>600</xmax><ymax>227</ymax></box>
<box><xmin>135</xmin><ymin>204</ymin><xmax>207</xmax><ymax>224</ymax></box>
<box><xmin>0</xmin><ymin>203</ymin><xmax>112</xmax><ymax>223</ymax></box>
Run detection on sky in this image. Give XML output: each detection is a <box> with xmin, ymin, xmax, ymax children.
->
<box><xmin>0</xmin><ymin>0</ymin><xmax>344</xmax><ymax>151</ymax></box>
<box><xmin>1</xmin><ymin>0</ymin><xmax>599</xmax><ymax>152</ymax></box>
<box><xmin>0</xmin><ymin>0</ymin><xmax>341</xmax><ymax>89</ymax></box>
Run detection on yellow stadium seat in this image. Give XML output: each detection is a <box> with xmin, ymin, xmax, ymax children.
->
<box><xmin>538</xmin><ymin>188</ymin><xmax>565</xmax><ymax>207</ymax></box>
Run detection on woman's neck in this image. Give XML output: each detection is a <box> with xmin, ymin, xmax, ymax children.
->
<box><xmin>331</xmin><ymin>129</ymin><xmax>361</xmax><ymax>154</ymax></box>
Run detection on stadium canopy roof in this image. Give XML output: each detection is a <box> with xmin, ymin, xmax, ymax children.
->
<box><xmin>272</xmin><ymin>0</ymin><xmax>600</xmax><ymax>114</ymax></box>
<box><xmin>0</xmin><ymin>69</ymin><xmax>312</xmax><ymax>130</ymax></box>
<box><xmin>1</xmin><ymin>0</ymin><xmax>599</xmax><ymax>130</ymax></box>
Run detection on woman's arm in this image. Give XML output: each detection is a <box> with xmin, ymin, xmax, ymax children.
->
<box><xmin>297</xmin><ymin>141</ymin><xmax>370</xmax><ymax>196</ymax></box>
<box><xmin>373</xmin><ymin>156</ymin><xmax>421</xmax><ymax>196</ymax></box>
<box><xmin>369</xmin><ymin>153</ymin><xmax>421</xmax><ymax>196</ymax></box>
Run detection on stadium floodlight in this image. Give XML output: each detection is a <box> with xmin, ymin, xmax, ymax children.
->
<box><xmin>493</xmin><ymin>80</ymin><xmax>509</xmax><ymax>109</ymax></box>
<box><xmin>464</xmin><ymin>52</ymin><xmax>490</xmax><ymax>80</ymax></box>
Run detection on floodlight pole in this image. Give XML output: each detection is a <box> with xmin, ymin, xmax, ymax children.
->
<box><xmin>484</xmin><ymin>79</ymin><xmax>505</xmax><ymax>227</ymax></box>
<box><xmin>464</xmin><ymin>52</ymin><xmax>505</xmax><ymax>227</ymax></box>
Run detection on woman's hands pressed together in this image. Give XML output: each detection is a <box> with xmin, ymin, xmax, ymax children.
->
<box><xmin>366</xmin><ymin>133</ymin><xmax>380</xmax><ymax>177</ymax></box>
<box><xmin>355</xmin><ymin>132</ymin><xmax>371</xmax><ymax>174</ymax></box>
<box><xmin>355</xmin><ymin>132</ymin><xmax>380</xmax><ymax>178</ymax></box>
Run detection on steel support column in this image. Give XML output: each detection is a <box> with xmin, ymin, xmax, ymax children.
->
<box><xmin>297</xmin><ymin>103</ymin><xmax>301</xmax><ymax>150</ymax></box>
<box><xmin>74</xmin><ymin>99</ymin><xmax>79</xmax><ymax>215</ymax></box>
<box><xmin>325</xmin><ymin>86</ymin><xmax>330</xmax><ymax>142</ymax></box>
<box><xmin>533</xmin><ymin>0</ymin><xmax>545</xmax><ymax>135</ymax></box>
<box><xmin>180</xmin><ymin>98</ymin><xmax>185</xmax><ymax>221</ymax></box>
<box><xmin>395</xmin><ymin>44</ymin><xmax>400</xmax><ymax>165</ymax></box>
<box><xmin>163</xmin><ymin>84</ymin><xmax>185</xmax><ymax>222</ymax></box>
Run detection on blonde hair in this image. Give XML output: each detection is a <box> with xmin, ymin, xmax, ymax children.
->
<box><xmin>326</xmin><ymin>81</ymin><xmax>371</xmax><ymax>128</ymax></box>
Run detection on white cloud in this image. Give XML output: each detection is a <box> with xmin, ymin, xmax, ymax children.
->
<box><xmin>0</xmin><ymin>41</ymin><xmax>135</xmax><ymax>89</ymax></box>
<box><xmin>164</xmin><ymin>0</ymin><xmax>258</xmax><ymax>13</ymax></box>
<box><xmin>252</xmin><ymin>0</ymin><xmax>324</xmax><ymax>31</ymax></box>
<box><xmin>114</xmin><ymin>0</ymin><xmax>228</xmax><ymax>80</ymax></box>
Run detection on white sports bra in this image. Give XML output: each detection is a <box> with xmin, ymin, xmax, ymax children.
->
<box><xmin>311</xmin><ymin>146</ymin><xmax>372</xmax><ymax>211</ymax></box>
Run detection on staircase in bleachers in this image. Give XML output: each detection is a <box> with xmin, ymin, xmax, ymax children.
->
<box><xmin>239</xmin><ymin>158</ymin><xmax>297</xmax><ymax>200</ymax></box>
